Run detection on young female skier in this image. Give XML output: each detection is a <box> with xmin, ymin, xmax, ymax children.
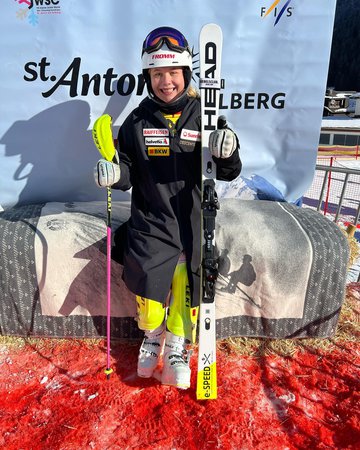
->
<box><xmin>95</xmin><ymin>26</ymin><xmax>241</xmax><ymax>389</ymax></box>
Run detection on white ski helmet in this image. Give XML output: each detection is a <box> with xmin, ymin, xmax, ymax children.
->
<box><xmin>141</xmin><ymin>26</ymin><xmax>193</xmax><ymax>102</ymax></box>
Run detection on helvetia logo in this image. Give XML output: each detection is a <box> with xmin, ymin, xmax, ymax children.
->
<box><xmin>15</xmin><ymin>0</ymin><xmax>62</xmax><ymax>26</ymax></box>
<box><xmin>261</xmin><ymin>0</ymin><xmax>293</xmax><ymax>26</ymax></box>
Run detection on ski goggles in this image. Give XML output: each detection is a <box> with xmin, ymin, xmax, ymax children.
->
<box><xmin>142</xmin><ymin>27</ymin><xmax>190</xmax><ymax>55</ymax></box>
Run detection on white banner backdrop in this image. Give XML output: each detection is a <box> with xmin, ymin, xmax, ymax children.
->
<box><xmin>0</xmin><ymin>0</ymin><xmax>336</xmax><ymax>209</ymax></box>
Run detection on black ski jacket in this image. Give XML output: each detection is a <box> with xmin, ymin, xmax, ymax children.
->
<box><xmin>114</xmin><ymin>95</ymin><xmax>241</xmax><ymax>306</ymax></box>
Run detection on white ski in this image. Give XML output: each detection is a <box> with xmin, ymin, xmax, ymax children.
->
<box><xmin>196</xmin><ymin>23</ymin><xmax>223</xmax><ymax>400</ymax></box>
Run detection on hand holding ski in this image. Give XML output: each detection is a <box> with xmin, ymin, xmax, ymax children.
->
<box><xmin>209</xmin><ymin>116</ymin><xmax>238</xmax><ymax>159</ymax></box>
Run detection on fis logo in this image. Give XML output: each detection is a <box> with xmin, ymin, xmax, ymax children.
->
<box><xmin>261</xmin><ymin>0</ymin><xmax>293</xmax><ymax>26</ymax></box>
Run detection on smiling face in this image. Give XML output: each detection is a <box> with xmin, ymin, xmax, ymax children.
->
<box><xmin>149</xmin><ymin>67</ymin><xmax>185</xmax><ymax>103</ymax></box>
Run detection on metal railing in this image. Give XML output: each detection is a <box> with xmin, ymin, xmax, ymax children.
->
<box><xmin>303</xmin><ymin>162</ymin><xmax>360</xmax><ymax>282</ymax></box>
<box><xmin>315</xmin><ymin>164</ymin><xmax>360</xmax><ymax>225</ymax></box>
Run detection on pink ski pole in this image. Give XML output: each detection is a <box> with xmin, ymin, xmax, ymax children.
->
<box><xmin>104</xmin><ymin>186</ymin><xmax>113</xmax><ymax>379</ymax></box>
<box><xmin>92</xmin><ymin>114</ymin><xmax>118</xmax><ymax>379</ymax></box>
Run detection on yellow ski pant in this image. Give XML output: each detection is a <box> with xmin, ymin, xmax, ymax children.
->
<box><xmin>136</xmin><ymin>260</ymin><xmax>198</xmax><ymax>343</ymax></box>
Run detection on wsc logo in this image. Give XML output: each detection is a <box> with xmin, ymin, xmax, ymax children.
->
<box><xmin>15</xmin><ymin>0</ymin><xmax>61</xmax><ymax>26</ymax></box>
<box><xmin>261</xmin><ymin>0</ymin><xmax>293</xmax><ymax>26</ymax></box>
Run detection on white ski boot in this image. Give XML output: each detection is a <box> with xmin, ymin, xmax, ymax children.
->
<box><xmin>137</xmin><ymin>322</ymin><xmax>165</xmax><ymax>378</ymax></box>
<box><xmin>162</xmin><ymin>331</ymin><xmax>191</xmax><ymax>389</ymax></box>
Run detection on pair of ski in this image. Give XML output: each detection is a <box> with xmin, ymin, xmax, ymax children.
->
<box><xmin>92</xmin><ymin>24</ymin><xmax>223</xmax><ymax>400</ymax></box>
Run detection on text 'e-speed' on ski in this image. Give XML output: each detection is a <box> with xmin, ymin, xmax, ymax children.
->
<box><xmin>196</xmin><ymin>23</ymin><xmax>223</xmax><ymax>400</ymax></box>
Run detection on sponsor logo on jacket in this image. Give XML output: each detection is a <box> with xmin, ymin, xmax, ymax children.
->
<box><xmin>180</xmin><ymin>129</ymin><xmax>201</xmax><ymax>142</ymax></box>
<box><xmin>148</xmin><ymin>147</ymin><xmax>170</xmax><ymax>156</ymax></box>
<box><xmin>143</xmin><ymin>128</ymin><xmax>169</xmax><ymax>136</ymax></box>
<box><xmin>145</xmin><ymin>137</ymin><xmax>169</xmax><ymax>146</ymax></box>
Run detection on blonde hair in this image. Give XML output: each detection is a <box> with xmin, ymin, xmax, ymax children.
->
<box><xmin>187</xmin><ymin>85</ymin><xmax>200</xmax><ymax>99</ymax></box>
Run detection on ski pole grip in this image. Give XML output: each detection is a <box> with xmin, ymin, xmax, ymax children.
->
<box><xmin>217</xmin><ymin>115</ymin><xmax>228</xmax><ymax>129</ymax></box>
